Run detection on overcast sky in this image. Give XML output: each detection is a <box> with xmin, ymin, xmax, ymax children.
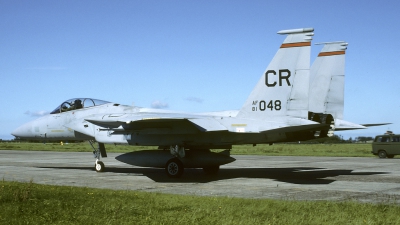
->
<box><xmin>1</xmin><ymin>0</ymin><xmax>399</xmax><ymax>140</ymax></box>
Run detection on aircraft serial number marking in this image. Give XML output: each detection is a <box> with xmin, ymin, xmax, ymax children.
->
<box><xmin>252</xmin><ymin>100</ymin><xmax>282</xmax><ymax>111</ymax></box>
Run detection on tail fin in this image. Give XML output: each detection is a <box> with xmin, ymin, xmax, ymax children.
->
<box><xmin>237</xmin><ymin>28</ymin><xmax>314</xmax><ymax>119</ymax></box>
<box><xmin>309</xmin><ymin>42</ymin><xmax>391</xmax><ymax>131</ymax></box>
<box><xmin>309</xmin><ymin>41</ymin><xmax>348</xmax><ymax>120</ymax></box>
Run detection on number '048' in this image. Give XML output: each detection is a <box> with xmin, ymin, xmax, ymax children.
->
<box><xmin>259</xmin><ymin>100</ymin><xmax>281</xmax><ymax>111</ymax></box>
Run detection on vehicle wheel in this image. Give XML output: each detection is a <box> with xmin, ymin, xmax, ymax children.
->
<box><xmin>165</xmin><ymin>158</ymin><xmax>184</xmax><ymax>178</ymax></box>
<box><xmin>203</xmin><ymin>165</ymin><xmax>220</xmax><ymax>175</ymax></box>
<box><xmin>95</xmin><ymin>161</ymin><xmax>105</xmax><ymax>172</ymax></box>
<box><xmin>387</xmin><ymin>155</ymin><xmax>395</xmax><ymax>158</ymax></box>
<box><xmin>378</xmin><ymin>150</ymin><xmax>387</xmax><ymax>158</ymax></box>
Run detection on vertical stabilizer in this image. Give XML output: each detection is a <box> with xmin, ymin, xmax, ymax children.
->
<box><xmin>309</xmin><ymin>42</ymin><xmax>348</xmax><ymax>120</ymax></box>
<box><xmin>237</xmin><ymin>28</ymin><xmax>314</xmax><ymax>119</ymax></box>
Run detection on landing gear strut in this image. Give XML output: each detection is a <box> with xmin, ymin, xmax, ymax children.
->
<box><xmin>89</xmin><ymin>141</ymin><xmax>107</xmax><ymax>172</ymax></box>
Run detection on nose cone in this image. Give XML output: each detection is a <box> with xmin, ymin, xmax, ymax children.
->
<box><xmin>12</xmin><ymin>122</ymin><xmax>33</xmax><ymax>139</ymax></box>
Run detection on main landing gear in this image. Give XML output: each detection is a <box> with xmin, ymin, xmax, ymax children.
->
<box><xmin>165</xmin><ymin>157</ymin><xmax>184</xmax><ymax>178</ymax></box>
<box><xmin>165</xmin><ymin>145</ymin><xmax>185</xmax><ymax>178</ymax></box>
<box><xmin>89</xmin><ymin>141</ymin><xmax>107</xmax><ymax>172</ymax></box>
<box><xmin>164</xmin><ymin>145</ymin><xmax>221</xmax><ymax>178</ymax></box>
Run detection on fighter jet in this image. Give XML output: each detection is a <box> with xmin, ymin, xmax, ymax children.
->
<box><xmin>308</xmin><ymin>42</ymin><xmax>390</xmax><ymax>134</ymax></box>
<box><xmin>12</xmin><ymin>28</ymin><xmax>331</xmax><ymax>177</ymax></box>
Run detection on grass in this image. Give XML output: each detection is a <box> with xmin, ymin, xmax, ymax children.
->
<box><xmin>1</xmin><ymin>180</ymin><xmax>400</xmax><ymax>224</ymax></box>
<box><xmin>0</xmin><ymin>143</ymin><xmax>393</xmax><ymax>223</ymax></box>
<box><xmin>0</xmin><ymin>142</ymin><xmax>376</xmax><ymax>157</ymax></box>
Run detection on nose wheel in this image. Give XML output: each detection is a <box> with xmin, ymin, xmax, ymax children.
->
<box><xmin>95</xmin><ymin>160</ymin><xmax>105</xmax><ymax>172</ymax></box>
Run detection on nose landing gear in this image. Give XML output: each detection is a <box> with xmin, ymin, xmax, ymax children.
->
<box><xmin>89</xmin><ymin>140</ymin><xmax>107</xmax><ymax>172</ymax></box>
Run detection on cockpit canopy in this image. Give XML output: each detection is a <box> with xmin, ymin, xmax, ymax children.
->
<box><xmin>50</xmin><ymin>98</ymin><xmax>110</xmax><ymax>114</ymax></box>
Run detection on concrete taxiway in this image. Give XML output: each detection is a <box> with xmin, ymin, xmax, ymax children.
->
<box><xmin>1</xmin><ymin>150</ymin><xmax>400</xmax><ymax>204</ymax></box>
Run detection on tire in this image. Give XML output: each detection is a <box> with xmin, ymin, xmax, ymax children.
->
<box><xmin>203</xmin><ymin>166</ymin><xmax>220</xmax><ymax>175</ymax></box>
<box><xmin>378</xmin><ymin>150</ymin><xmax>387</xmax><ymax>159</ymax></box>
<box><xmin>165</xmin><ymin>158</ymin><xmax>184</xmax><ymax>178</ymax></box>
<box><xmin>95</xmin><ymin>161</ymin><xmax>105</xmax><ymax>172</ymax></box>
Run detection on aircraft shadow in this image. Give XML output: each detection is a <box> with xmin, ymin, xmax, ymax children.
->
<box><xmin>37</xmin><ymin>166</ymin><xmax>388</xmax><ymax>185</ymax></box>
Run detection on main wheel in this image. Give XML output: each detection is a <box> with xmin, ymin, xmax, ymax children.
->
<box><xmin>203</xmin><ymin>165</ymin><xmax>220</xmax><ymax>175</ymax></box>
<box><xmin>95</xmin><ymin>161</ymin><xmax>105</xmax><ymax>172</ymax></box>
<box><xmin>165</xmin><ymin>158</ymin><xmax>184</xmax><ymax>178</ymax></box>
<box><xmin>378</xmin><ymin>150</ymin><xmax>387</xmax><ymax>159</ymax></box>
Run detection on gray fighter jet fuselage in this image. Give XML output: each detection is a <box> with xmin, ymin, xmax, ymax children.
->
<box><xmin>12</xmin><ymin>28</ymin><xmax>334</xmax><ymax>177</ymax></box>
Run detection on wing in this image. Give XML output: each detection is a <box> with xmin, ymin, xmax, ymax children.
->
<box><xmin>84</xmin><ymin>114</ymin><xmax>229</xmax><ymax>133</ymax></box>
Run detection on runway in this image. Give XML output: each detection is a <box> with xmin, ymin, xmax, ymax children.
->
<box><xmin>1</xmin><ymin>150</ymin><xmax>400</xmax><ymax>204</ymax></box>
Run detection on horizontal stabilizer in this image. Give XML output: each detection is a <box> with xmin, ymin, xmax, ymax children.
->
<box><xmin>335</xmin><ymin>119</ymin><xmax>367</xmax><ymax>131</ymax></box>
<box><xmin>361</xmin><ymin>123</ymin><xmax>392</xmax><ymax>127</ymax></box>
<box><xmin>334</xmin><ymin>120</ymin><xmax>391</xmax><ymax>131</ymax></box>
